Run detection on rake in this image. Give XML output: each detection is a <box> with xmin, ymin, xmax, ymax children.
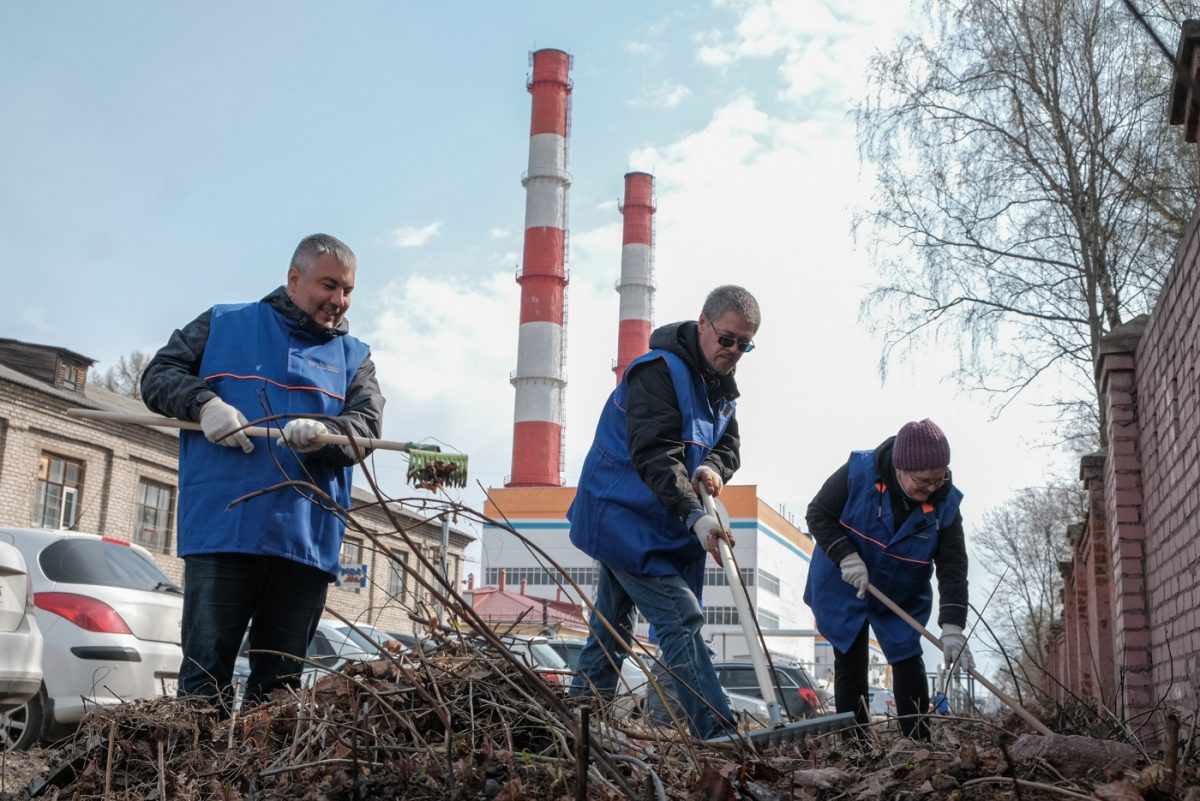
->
<box><xmin>66</xmin><ymin>409</ymin><xmax>468</xmax><ymax>489</ymax></box>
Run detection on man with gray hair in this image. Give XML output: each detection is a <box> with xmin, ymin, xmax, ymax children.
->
<box><xmin>141</xmin><ymin>233</ymin><xmax>385</xmax><ymax>713</ymax></box>
<box><xmin>568</xmin><ymin>285</ymin><xmax>760</xmax><ymax>740</ymax></box>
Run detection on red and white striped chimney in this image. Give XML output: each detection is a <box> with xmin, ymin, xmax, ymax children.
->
<box><xmin>508</xmin><ymin>48</ymin><xmax>572</xmax><ymax>488</ymax></box>
<box><xmin>613</xmin><ymin>171</ymin><xmax>656</xmax><ymax>382</ymax></box>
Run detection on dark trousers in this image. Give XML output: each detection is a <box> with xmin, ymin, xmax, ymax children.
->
<box><xmin>834</xmin><ymin>622</ymin><xmax>930</xmax><ymax>738</ymax></box>
<box><xmin>179</xmin><ymin>553</ymin><xmax>329</xmax><ymax>714</ymax></box>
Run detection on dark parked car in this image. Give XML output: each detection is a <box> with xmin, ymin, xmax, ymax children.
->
<box><xmin>713</xmin><ymin>661</ymin><xmax>824</xmax><ymax>719</ymax></box>
<box><xmin>642</xmin><ymin>657</ymin><xmax>769</xmax><ymax>726</ymax></box>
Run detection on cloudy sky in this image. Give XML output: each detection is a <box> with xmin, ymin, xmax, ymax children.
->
<box><xmin>4</xmin><ymin>2</ymin><xmax>1082</xmax><ymax>656</ymax></box>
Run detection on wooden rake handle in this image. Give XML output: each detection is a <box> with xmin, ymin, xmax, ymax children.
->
<box><xmin>67</xmin><ymin>409</ymin><xmax>413</xmax><ymax>454</ymax></box>
<box><xmin>866</xmin><ymin>581</ymin><xmax>1052</xmax><ymax>736</ymax></box>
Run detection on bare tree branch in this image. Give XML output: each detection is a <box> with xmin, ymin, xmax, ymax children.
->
<box><xmin>857</xmin><ymin>0</ymin><xmax>1200</xmax><ymax>446</ymax></box>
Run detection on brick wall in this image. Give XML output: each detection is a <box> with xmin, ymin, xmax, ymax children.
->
<box><xmin>1045</xmin><ymin>203</ymin><xmax>1200</xmax><ymax>734</ymax></box>
<box><xmin>1134</xmin><ymin>198</ymin><xmax>1200</xmax><ymax>717</ymax></box>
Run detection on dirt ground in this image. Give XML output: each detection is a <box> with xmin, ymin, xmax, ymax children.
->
<box><xmin>0</xmin><ymin>748</ymin><xmax>50</xmax><ymax>799</ymax></box>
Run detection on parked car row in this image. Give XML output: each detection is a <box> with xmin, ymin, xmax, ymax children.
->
<box><xmin>0</xmin><ymin>526</ymin><xmax>836</xmax><ymax>751</ymax></box>
<box><xmin>539</xmin><ymin>637</ymin><xmax>826</xmax><ymax>727</ymax></box>
<box><xmin>0</xmin><ymin>527</ymin><xmax>183</xmax><ymax>750</ymax></box>
<box><xmin>640</xmin><ymin>653</ymin><xmax>825</xmax><ymax>727</ymax></box>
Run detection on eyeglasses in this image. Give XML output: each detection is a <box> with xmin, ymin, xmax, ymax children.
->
<box><xmin>901</xmin><ymin>470</ymin><xmax>948</xmax><ymax>490</ymax></box>
<box><xmin>709</xmin><ymin>320</ymin><xmax>756</xmax><ymax>353</ymax></box>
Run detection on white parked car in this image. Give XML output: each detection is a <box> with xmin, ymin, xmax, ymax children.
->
<box><xmin>0</xmin><ymin>528</ymin><xmax>183</xmax><ymax>750</ymax></box>
<box><xmin>867</xmin><ymin>685</ymin><xmax>896</xmax><ymax>719</ymax></box>
<box><xmin>486</xmin><ymin>634</ymin><xmax>572</xmax><ymax>685</ymax></box>
<box><xmin>0</xmin><ymin>542</ymin><xmax>43</xmax><ymax>717</ymax></box>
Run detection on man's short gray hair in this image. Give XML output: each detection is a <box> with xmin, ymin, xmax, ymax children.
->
<box><xmin>291</xmin><ymin>233</ymin><xmax>357</xmax><ymax>274</ymax></box>
<box><xmin>702</xmin><ymin>285</ymin><xmax>760</xmax><ymax>329</ymax></box>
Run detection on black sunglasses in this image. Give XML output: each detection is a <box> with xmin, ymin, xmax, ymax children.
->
<box><xmin>709</xmin><ymin>319</ymin><xmax>756</xmax><ymax>353</ymax></box>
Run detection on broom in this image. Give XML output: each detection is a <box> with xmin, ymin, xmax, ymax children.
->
<box><xmin>66</xmin><ymin>409</ymin><xmax>468</xmax><ymax>489</ymax></box>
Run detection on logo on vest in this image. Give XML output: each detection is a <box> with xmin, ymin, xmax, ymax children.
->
<box><xmin>306</xmin><ymin>357</ymin><xmax>341</xmax><ymax>373</ymax></box>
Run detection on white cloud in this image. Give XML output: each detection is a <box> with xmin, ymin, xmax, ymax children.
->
<box><xmin>389</xmin><ymin>222</ymin><xmax>442</xmax><ymax>249</ymax></box>
<box><xmin>629</xmin><ymin>79</ymin><xmax>693</xmax><ymax>109</ymax></box>
<box><xmin>697</xmin><ymin>0</ymin><xmax>913</xmax><ymax>103</ymax></box>
<box><xmin>488</xmin><ymin>227</ymin><xmax>512</xmax><ymax>240</ymax></box>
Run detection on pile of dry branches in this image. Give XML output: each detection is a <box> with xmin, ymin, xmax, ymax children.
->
<box><xmin>6</xmin><ymin>639</ymin><xmax>1195</xmax><ymax>801</ymax></box>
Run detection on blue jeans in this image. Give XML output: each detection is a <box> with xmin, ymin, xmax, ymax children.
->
<box><xmin>179</xmin><ymin>553</ymin><xmax>329</xmax><ymax>714</ymax></box>
<box><xmin>569</xmin><ymin>563</ymin><xmax>734</xmax><ymax>739</ymax></box>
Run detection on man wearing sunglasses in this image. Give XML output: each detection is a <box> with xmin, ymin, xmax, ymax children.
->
<box><xmin>803</xmin><ymin>419</ymin><xmax>970</xmax><ymax>739</ymax></box>
<box><xmin>568</xmin><ymin>285</ymin><xmax>760</xmax><ymax>740</ymax></box>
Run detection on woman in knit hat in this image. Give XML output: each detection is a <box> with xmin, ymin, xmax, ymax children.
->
<box><xmin>802</xmin><ymin>419</ymin><xmax>971</xmax><ymax>738</ymax></box>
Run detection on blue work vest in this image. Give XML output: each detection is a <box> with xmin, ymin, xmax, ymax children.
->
<box><xmin>568</xmin><ymin>350</ymin><xmax>734</xmax><ymax>598</ymax></box>
<box><xmin>177</xmin><ymin>301</ymin><xmax>369</xmax><ymax>576</ymax></box>
<box><xmin>803</xmin><ymin>450</ymin><xmax>963</xmax><ymax>662</ymax></box>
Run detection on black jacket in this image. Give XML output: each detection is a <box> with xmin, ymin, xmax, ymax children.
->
<box><xmin>140</xmin><ymin>287</ymin><xmax>385</xmax><ymax>467</ymax></box>
<box><xmin>805</xmin><ymin>437</ymin><xmax>969</xmax><ymax>628</ymax></box>
<box><xmin>624</xmin><ymin>320</ymin><xmax>741</xmax><ymax>527</ymax></box>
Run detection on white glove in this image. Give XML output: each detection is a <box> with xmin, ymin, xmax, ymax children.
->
<box><xmin>199</xmin><ymin>397</ymin><xmax>254</xmax><ymax>453</ymax></box>
<box><xmin>838</xmin><ymin>553</ymin><xmax>869</xmax><ymax>599</ymax></box>
<box><xmin>283</xmin><ymin>418</ymin><xmax>327</xmax><ymax>453</ymax></box>
<box><xmin>692</xmin><ymin>513</ymin><xmax>734</xmax><ymax>566</ymax></box>
<box><xmin>691</xmin><ymin>465</ymin><xmax>723</xmax><ymax>497</ymax></box>
<box><xmin>941</xmin><ymin>624</ymin><xmax>974</xmax><ymax>671</ymax></box>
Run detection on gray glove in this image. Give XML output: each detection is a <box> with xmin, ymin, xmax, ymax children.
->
<box><xmin>941</xmin><ymin>624</ymin><xmax>974</xmax><ymax>671</ymax></box>
<box><xmin>691</xmin><ymin>465</ymin><xmax>723</xmax><ymax>497</ymax></box>
<box><xmin>838</xmin><ymin>552</ymin><xmax>869</xmax><ymax>599</ymax></box>
<box><xmin>283</xmin><ymin>418</ymin><xmax>327</xmax><ymax>453</ymax></box>
<box><xmin>199</xmin><ymin>397</ymin><xmax>254</xmax><ymax>454</ymax></box>
<box><xmin>692</xmin><ymin>513</ymin><xmax>734</xmax><ymax>566</ymax></box>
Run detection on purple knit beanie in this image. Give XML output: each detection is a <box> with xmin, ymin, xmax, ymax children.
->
<box><xmin>893</xmin><ymin>419</ymin><xmax>951</xmax><ymax>471</ymax></box>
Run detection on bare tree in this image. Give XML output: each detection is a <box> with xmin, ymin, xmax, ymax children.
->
<box><xmin>92</xmin><ymin>351</ymin><xmax>151</xmax><ymax>400</ymax></box>
<box><xmin>857</xmin><ymin>0</ymin><xmax>1200</xmax><ymax>447</ymax></box>
<box><xmin>974</xmin><ymin>483</ymin><xmax>1086</xmax><ymax>695</ymax></box>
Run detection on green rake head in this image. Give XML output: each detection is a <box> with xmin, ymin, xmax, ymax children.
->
<box><xmin>404</xmin><ymin>444</ymin><xmax>468</xmax><ymax>490</ymax></box>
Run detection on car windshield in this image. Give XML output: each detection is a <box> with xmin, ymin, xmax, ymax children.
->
<box><xmin>527</xmin><ymin>640</ymin><xmax>568</xmax><ymax>669</ymax></box>
<box><xmin>333</xmin><ymin>625</ymin><xmax>383</xmax><ymax>655</ymax></box>
<box><xmin>39</xmin><ymin>539</ymin><xmax>171</xmax><ymax>591</ymax></box>
<box><xmin>549</xmin><ymin>641</ymin><xmax>584</xmax><ymax>669</ymax></box>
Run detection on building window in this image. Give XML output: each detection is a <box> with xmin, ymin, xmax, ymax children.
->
<box><xmin>134</xmin><ymin>479</ymin><xmax>173</xmax><ymax>552</ymax></box>
<box><xmin>484</xmin><ymin>565</ymin><xmax>598</xmax><ymax>588</ymax></box>
<box><xmin>567</xmin><ymin>566</ymin><xmax>598</xmax><ymax>586</ymax></box>
<box><xmin>758</xmin><ymin>609</ymin><xmax>780</xmax><ymax>629</ymax></box>
<box><xmin>339</xmin><ymin>536</ymin><xmax>364</xmax><ymax>591</ymax></box>
<box><xmin>703</xmin><ymin>606</ymin><xmax>740</xmax><ymax>626</ymax></box>
<box><xmin>704</xmin><ymin>567</ymin><xmax>755</xmax><ymax>587</ymax></box>
<box><xmin>387</xmin><ymin>552</ymin><xmax>408</xmax><ymax>601</ymax></box>
<box><xmin>60</xmin><ymin>363</ymin><xmax>81</xmax><ymax>391</ymax></box>
<box><xmin>758</xmin><ymin>569</ymin><xmax>781</xmax><ymax>596</ymax></box>
<box><xmin>32</xmin><ymin>453</ymin><xmax>83</xmax><ymax>529</ymax></box>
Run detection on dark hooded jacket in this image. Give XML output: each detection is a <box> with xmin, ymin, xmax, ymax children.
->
<box><xmin>624</xmin><ymin>320</ymin><xmax>741</xmax><ymax>527</ymax></box>
<box><xmin>567</xmin><ymin>320</ymin><xmax>742</xmax><ymax>591</ymax></box>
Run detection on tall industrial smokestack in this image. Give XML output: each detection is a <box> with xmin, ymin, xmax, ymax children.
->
<box><xmin>613</xmin><ymin>171</ymin><xmax>656</xmax><ymax>383</ymax></box>
<box><xmin>508</xmin><ymin>48</ymin><xmax>571</xmax><ymax>487</ymax></box>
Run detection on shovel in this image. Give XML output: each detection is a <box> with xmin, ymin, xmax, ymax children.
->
<box><xmin>865</xmin><ymin>581</ymin><xmax>1052</xmax><ymax>736</ymax></box>
<box><xmin>698</xmin><ymin>486</ymin><xmax>856</xmax><ymax>746</ymax></box>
